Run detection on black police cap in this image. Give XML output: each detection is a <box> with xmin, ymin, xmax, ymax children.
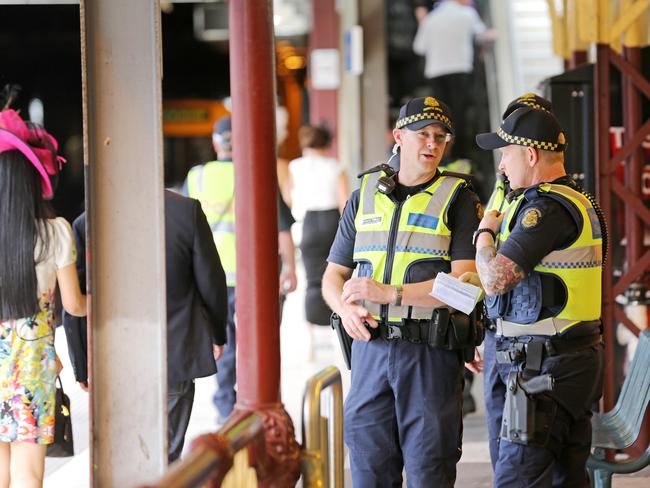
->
<box><xmin>502</xmin><ymin>92</ymin><xmax>553</xmax><ymax>120</ymax></box>
<box><xmin>396</xmin><ymin>97</ymin><xmax>454</xmax><ymax>135</ymax></box>
<box><xmin>476</xmin><ymin>106</ymin><xmax>567</xmax><ymax>152</ymax></box>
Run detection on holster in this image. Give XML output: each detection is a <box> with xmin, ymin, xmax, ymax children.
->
<box><xmin>330</xmin><ymin>313</ymin><xmax>352</xmax><ymax>370</ymax></box>
<box><xmin>428</xmin><ymin>303</ymin><xmax>487</xmax><ymax>361</ymax></box>
<box><xmin>501</xmin><ymin>372</ymin><xmax>556</xmax><ymax>447</ymax></box>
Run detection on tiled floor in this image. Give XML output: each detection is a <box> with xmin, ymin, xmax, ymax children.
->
<box><xmin>44</xmin><ymin>262</ymin><xmax>649</xmax><ymax>487</ymax></box>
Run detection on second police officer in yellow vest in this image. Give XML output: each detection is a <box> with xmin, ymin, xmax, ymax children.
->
<box><xmin>482</xmin><ymin>93</ymin><xmax>556</xmax><ymax>469</ymax></box>
<box><xmin>322</xmin><ymin>97</ymin><xmax>485</xmax><ymax>486</ymax></box>
<box><xmin>475</xmin><ymin>103</ymin><xmax>606</xmax><ymax>486</ymax></box>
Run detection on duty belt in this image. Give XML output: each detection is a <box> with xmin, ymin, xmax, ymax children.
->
<box><xmin>379</xmin><ymin>323</ymin><xmax>430</xmax><ymax>344</ymax></box>
<box><xmin>496</xmin><ymin>332</ymin><xmax>602</xmax><ymax>377</ymax></box>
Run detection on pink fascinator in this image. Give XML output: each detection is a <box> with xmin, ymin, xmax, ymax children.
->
<box><xmin>0</xmin><ymin>109</ymin><xmax>66</xmax><ymax>199</ymax></box>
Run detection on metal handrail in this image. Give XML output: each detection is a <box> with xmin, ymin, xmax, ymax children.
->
<box><xmin>141</xmin><ymin>412</ymin><xmax>264</xmax><ymax>488</ymax></box>
<box><xmin>302</xmin><ymin>366</ymin><xmax>344</xmax><ymax>488</ymax></box>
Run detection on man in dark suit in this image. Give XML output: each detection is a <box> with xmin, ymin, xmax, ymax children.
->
<box><xmin>63</xmin><ymin>190</ymin><xmax>229</xmax><ymax>463</ymax></box>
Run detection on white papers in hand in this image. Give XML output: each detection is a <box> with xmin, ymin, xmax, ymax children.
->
<box><xmin>430</xmin><ymin>273</ymin><xmax>483</xmax><ymax>315</ymax></box>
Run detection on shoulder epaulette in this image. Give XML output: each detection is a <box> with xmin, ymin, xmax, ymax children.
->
<box><xmin>440</xmin><ymin>170</ymin><xmax>475</xmax><ymax>191</ymax></box>
<box><xmin>357</xmin><ymin>163</ymin><xmax>394</xmax><ymax>179</ymax></box>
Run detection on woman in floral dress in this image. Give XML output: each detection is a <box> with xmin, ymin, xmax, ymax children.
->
<box><xmin>0</xmin><ymin>109</ymin><xmax>86</xmax><ymax>488</ymax></box>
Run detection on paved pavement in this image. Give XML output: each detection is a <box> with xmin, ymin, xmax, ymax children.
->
<box><xmin>44</xmin><ymin>261</ymin><xmax>649</xmax><ymax>487</ymax></box>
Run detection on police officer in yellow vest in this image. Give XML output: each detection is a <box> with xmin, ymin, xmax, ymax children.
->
<box><xmin>322</xmin><ymin>96</ymin><xmax>484</xmax><ymax>486</ymax></box>
<box><xmin>184</xmin><ymin>116</ymin><xmax>297</xmax><ymax>421</ymax></box>
<box><xmin>475</xmin><ymin>107</ymin><xmax>606</xmax><ymax>486</ymax></box>
<box><xmin>481</xmin><ymin>93</ymin><xmax>555</xmax><ymax>469</ymax></box>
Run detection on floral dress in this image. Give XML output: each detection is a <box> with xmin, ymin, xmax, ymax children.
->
<box><xmin>0</xmin><ymin>218</ymin><xmax>76</xmax><ymax>444</ymax></box>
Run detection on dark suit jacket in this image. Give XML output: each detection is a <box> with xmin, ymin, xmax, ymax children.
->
<box><xmin>63</xmin><ymin>190</ymin><xmax>229</xmax><ymax>384</ymax></box>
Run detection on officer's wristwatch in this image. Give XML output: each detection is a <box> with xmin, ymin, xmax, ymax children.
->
<box><xmin>394</xmin><ymin>285</ymin><xmax>403</xmax><ymax>307</ymax></box>
<box><xmin>472</xmin><ymin>228</ymin><xmax>497</xmax><ymax>247</ymax></box>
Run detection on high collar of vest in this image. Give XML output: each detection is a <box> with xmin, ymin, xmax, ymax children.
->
<box><xmin>506</xmin><ymin>176</ymin><xmax>575</xmax><ymax>203</ymax></box>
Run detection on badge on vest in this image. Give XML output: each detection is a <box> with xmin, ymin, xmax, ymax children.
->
<box><xmin>521</xmin><ymin>207</ymin><xmax>542</xmax><ymax>228</ymax></box>
<box><xmin>361</xmin><ymin>216</ymin><xmax>382</xmax><ymax>226</ymax></box>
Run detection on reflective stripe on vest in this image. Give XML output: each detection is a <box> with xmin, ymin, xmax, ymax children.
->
<box><xmin>353</xmin><ymin>172</ymin><xmax>466</xmax><ymax>323</ymax></box>
<box><xmin>486</xmin><ymin>175</ymin><xmax>508</xmax><ymax>214</ymax></box>
<box><xmin>497</xmin><ymin>183</ymin><xmax>603</xmax><ymax>329</ymax></box>
<box><xmin>186</xmin><ymin>161</ymin><xmax>237</xmax><ymax>286</ymax></box>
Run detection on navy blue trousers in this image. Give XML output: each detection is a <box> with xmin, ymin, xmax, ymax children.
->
<box><xmin>484</xmin><ymin>333</ymin><xmax>604</xmax><ymax>488</ymax></box>
<box><xmin>214</xmin><ymin>287</ymin><xmax>237</xmax><ymax>419</ymax></box>
<box><xmin>483</xmin><ymin>330</ymin><xmax>506</xmax><ymax>468</ymax></box>
<box><xmin>345</xmin><ymin>338</ymin><xmax>464</xmax><ymax>487</ymax></box>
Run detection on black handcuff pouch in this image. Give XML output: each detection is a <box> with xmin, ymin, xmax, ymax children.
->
<box><xmin>427</xmin><ymin>304</ymin><xmax>487</xmax><ymax>361</ymax></box>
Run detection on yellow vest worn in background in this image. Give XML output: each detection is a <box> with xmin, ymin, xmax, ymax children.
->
<box><xmin>186</xmin><ymin>160</ymin><xmax>236</xmax><ymax>286</ymax></box>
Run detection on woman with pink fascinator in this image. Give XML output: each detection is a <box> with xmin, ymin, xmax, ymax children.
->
<box><xmin>0</xmin><ymin>108</ymin><xmax>86</xmax><ymax>487</ymax></box>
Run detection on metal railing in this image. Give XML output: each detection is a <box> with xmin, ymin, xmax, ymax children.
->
<box><xmin>301</xmin><ymin>366</ymin><xmax>344</xmax><ymax>488</ymax></box>
<box><xmin>141</xmin><ymin>412</ymin><xmax>264</xmax><ymax>488</ymax></box>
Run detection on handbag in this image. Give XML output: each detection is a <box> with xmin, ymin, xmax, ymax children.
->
<box><xmin>46</xmin><ymin>376</ymin><xmax>74</xmax><ymax>457</ymax></box>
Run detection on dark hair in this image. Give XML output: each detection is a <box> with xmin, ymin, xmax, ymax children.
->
<box><xmin>0</xmin><ymin>150</ymin><xmax>53</xmax><ymax>320</ymax></box>
<box><xmin>298</xmin><ymin>125</ymin><xmax>332</xmax><ymax>150</ymax></box>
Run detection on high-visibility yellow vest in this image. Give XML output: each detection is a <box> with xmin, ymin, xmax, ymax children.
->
<box><xmin>186</xmin><ymin>161</ymin><xmax>236</xmax><ymax>286</ymax></box>
<box><xmin>353</xmin><ymin>171</ymin><xmax>468</xmax><ymax>324</ymax></box>
<box><xmin>485</xmin><ymin>173</ymin><xmax>508</xmax><ymax>214</ymax></box>
<box><xmin>440</xmin><ymin>158</ymin><xmax>472</xmax><ymax>175</ymax></box>
<box><xmin>492</xmin><ymin>183</ymin><xmax>603</xmax><ymax>332</ymax></box>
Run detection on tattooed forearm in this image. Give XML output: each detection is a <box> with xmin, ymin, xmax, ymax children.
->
<box><xmin>476</xmin><ymin>247</ymin><xmax>526</xmax><ymax>296</ymax></box>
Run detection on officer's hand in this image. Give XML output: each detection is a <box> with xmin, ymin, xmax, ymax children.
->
<box><xmin>342</xmin><ymin>277</ymin><xmax>393</xmax><ymax>305</ymax></box>
<box><xmin>465</xmin><ymin>348</ymin><xmax>484</xmax><ymax>374</ymax></box>
<box><xmin>78</xmin><ymin>381</ymin><xmax>88</xmax><ymax>392</ymax></box>
<box><xmin>340</xmin><ymin>303</ymin><xmax>377</xmax><ymax>341</ymax></box>
<box><xmin>458</xmin><ymin>272</ymin><xmax>485</xmax><ymax>301</ymax></box>
<box><xmin>479</xmin><ymin>209</ymin><xmax>504</xmax><ymax>233</ymax></box>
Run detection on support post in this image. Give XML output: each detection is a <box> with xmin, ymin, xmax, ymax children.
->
<box><xmin>594</xmin><ymin>43</ymin><xmax>616</xmax><ymax>412</ymax></box>
<box><xmin>81</xmin><ymin>0</ymin><xmax>167</xmax><ymax>485</ymax></box>
<box><xmin>309</xmin><ymin>0</ymin><xmax>339</xmax><ymax>157</ymax></box>
<box><xmin>228</xmin><ymin>0</ymin><xmax>300</xmax><ymax>484</ymax></box>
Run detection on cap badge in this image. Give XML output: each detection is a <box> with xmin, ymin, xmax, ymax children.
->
<box><xmin>423</xmin><ymin>97</ymin><xmax>441</xmax><ymax>112</ymax></box>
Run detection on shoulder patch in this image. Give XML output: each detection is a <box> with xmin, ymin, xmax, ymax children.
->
<box><xmin>521</xmin><ymin>207</ymin><xmax>542</xmax><ymax>228</ymax></box>
<box><xmin>476</xmin><ymin>201</ymin><xmax>484</xmax><ymax>220</ymax></box>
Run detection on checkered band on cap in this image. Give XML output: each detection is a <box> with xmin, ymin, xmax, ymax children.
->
<box><xmin>396</xmin><ymin>112</ymin><xmax>452</xmax><ymax>130</ymax></box>
<box><xmin>516</xmin><ymin>99</ymin><xmax>550</xmax><ymax>112</ymax></box>
<box><xmin>497</xmin><ymin>127</ymin><xmax>566</xmax><ymax>152</ymax></box>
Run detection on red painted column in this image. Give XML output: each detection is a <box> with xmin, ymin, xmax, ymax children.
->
<box><xmin>230</xmin><ymin>0</ymin><xmax>280</xmax><ymax>409</ymax></box>
<box><xmin>309</xmin><ymin>0</ymin><xmax>339</xmax><ymax>157</ymax></box>
<box><xmin>594</xmin><ymin>44</ymin><xmax>616</xmax><ymax>411</ymax></box>
<box><xmin>622</xmin><ymin>46</ymin><xmax>644</xmax><ymax>266</ymax></box>
<box><xmin>228</xmin><ymin>1</ymin><xmax>300</xmax><ymax>483</ymax></box>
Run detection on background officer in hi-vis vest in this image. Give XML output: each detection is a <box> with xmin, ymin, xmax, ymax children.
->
<box><xmin>322</xmin><ymin>97</ymin><xmax>485</xmax><ymax>487</ymax></box>
<box><xmin>183</xmin><ymin>116</ymin><xmax>297</xmax><ymax>422</ymax></box>
<box><xmin>475</xmin><ymin>107</ymin><xmax>607</xmax><ymax>487</ymax></box>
